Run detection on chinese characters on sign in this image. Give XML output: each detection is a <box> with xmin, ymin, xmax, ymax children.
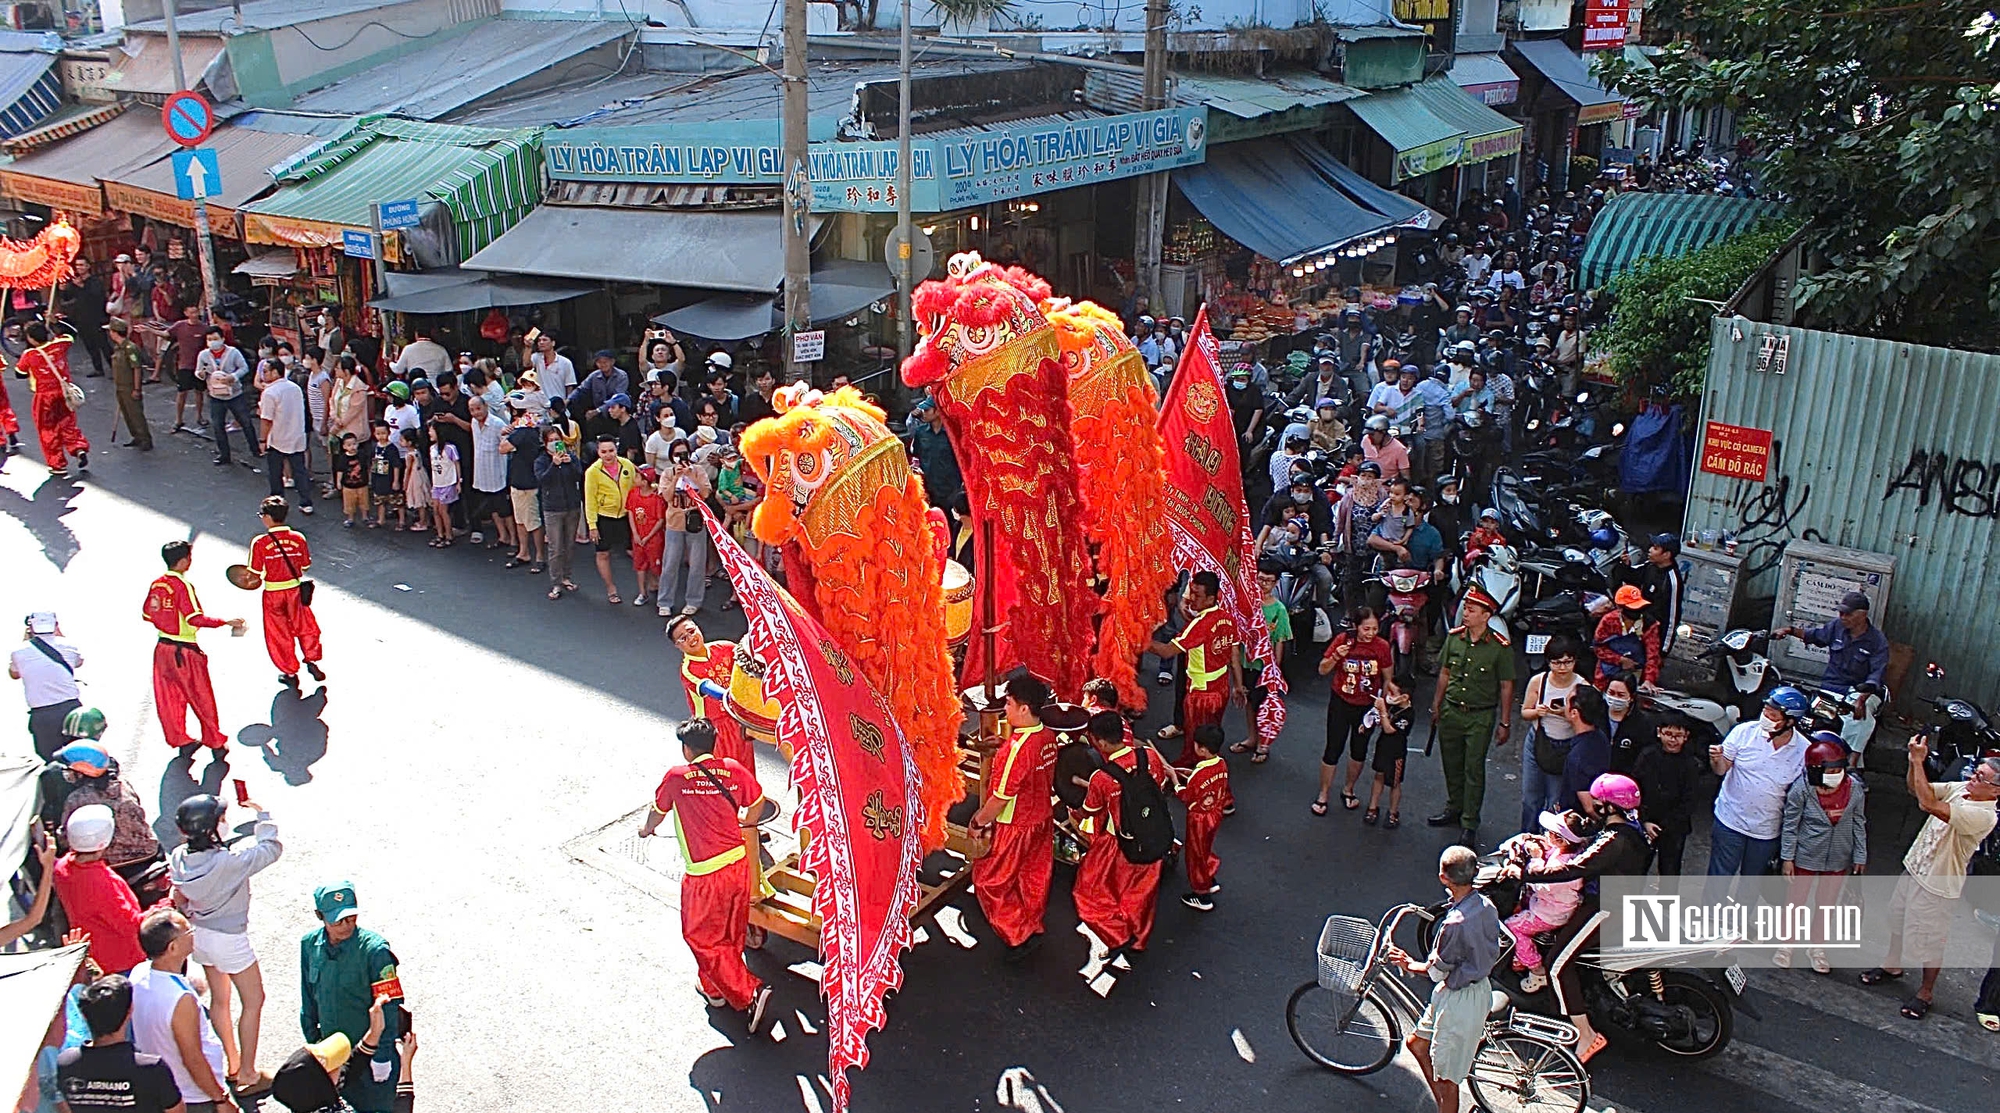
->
<box><xmin>1699</xmin><ymin>421</ymin><xmax>1774</xmax><ymax>483</ymax></box>
<box><xmin>1583</xmin><ymin>0</ymin><xmax>1628</xmax><ymax>49</ymax></box>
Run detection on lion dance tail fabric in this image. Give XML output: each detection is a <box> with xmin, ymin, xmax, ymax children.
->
<box><xmin>1036</xmin><ymin>295</ymin><xmax>1173</xmax><ymax>711</ymax></box>
<box><xmin>740</xmin><ymin>387</ymin><xmax>963</xmax><ymax>851</ymax></box>
<box><xmin>901</xmin><ymin>253</ymin><xmax>1097</xmax><ymax>700</ymax></box>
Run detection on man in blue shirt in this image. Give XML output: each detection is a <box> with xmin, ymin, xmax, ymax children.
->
<box><xmin>1409</xmin><ymin>368</ymin><xmax>1453</xmax><ymax>486</ymax></box>
<box><xmin>1775</xmin><ymin>591</ymin><xmax>1889</xmax><ymax>697</ymax></box>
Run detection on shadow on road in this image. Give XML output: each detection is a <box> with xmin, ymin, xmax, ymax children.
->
<box><xmin>240</xmin><ymin>685</ymin><xmax>330</xmax><ymax>786</ymax></box>
<box><xmin>0</xmin><ymin>466</ymin><xmax>82</xmax><ymax>570</ymax></box>
<box><xmin>154</xmin><ymin>750</ymin><xmax>231</xmax><ymax>850</ymax></box>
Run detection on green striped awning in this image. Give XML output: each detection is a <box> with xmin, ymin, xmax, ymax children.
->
<box><xmin>243</xmin><ymin>116</ymin><xmax>542</xmax><ymax>259</ymax></box>
<box><xmin>1577</xmin><ymin>192</ymin><xmax>1784</xmax><ymax>289</ymax></box>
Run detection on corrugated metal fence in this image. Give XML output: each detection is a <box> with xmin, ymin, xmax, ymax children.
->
<box><xmin>1686</xmin><ymin>318</ymin><xmax>2000</xmax><ymax>697</ymax></box>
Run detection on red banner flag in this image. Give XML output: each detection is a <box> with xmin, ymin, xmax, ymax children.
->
<box><xmin>696</xmin><ymin>500</ymin><xmax>924</xmax><ymax>1112</ymax></box>
<box><xmin>1156</xmin><ymin>307</ymin><xmax>1288</xmax><ymax>744</ymax></box>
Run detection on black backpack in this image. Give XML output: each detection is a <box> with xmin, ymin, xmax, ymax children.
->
<box><xmin>1108</xmin><ymin>747</ymin><xmax>1176</xmax><ymax>865</ymax></box>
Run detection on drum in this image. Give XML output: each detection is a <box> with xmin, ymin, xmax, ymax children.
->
<box><xmin>942</xmin><ymin>559</ymin><xmax>974</xmax><ymax>648</ymax></box>
<box><xmin>1053</xmin><ymin>742</ymin><xmax>1100</xmax><ymax>810</ymax></box>
<box><xmin>723</xmin><ymin>657</ymin><xmax>781</xmax><ymax>747</ymax></box>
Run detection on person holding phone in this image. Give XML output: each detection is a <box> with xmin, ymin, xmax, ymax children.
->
<box><xmin>656</xmin><ymin>443</ymin><xmax>713</xmax><ymax>618</ymax></box>
<box><xmin>1517</xmin><ymin>636</ymin><xmax>1585</xmax><ymax>835</ymax></box>
<box><xmin>533</xmin><ymin>429</ymin><xmax>585</xmax><ymax>600</ymax></box>
<box><xmin>169</xmin><ymin>791</ymin><xmax>283</xmax><ymax>1096</ymax></box>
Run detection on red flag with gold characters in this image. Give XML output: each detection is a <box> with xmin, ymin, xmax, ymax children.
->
<box><xmin>1156</xmin><ymin>306</ymin><xmax>1287</xmax><ymax>745</ymax></box>
<box><xmin>696</xmin><ymin>500</ymin><xmax>924</xmax><ymax>1112</ymax></box>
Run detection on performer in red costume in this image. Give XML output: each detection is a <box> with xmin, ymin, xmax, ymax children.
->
<box><xmin>249</xmin><ymin>495</ymin><xmax>324</xmax><ymax>686</ymax></box>
<box><xmin>640</xmin><ymin>718</ymin><xmax>773</xmax><ymax>1033</ymax></box>
<box><xmin>1178</xmin><ymin>724</ymin><xmax>1231</xmax><ymax>911</ymax></box>
<box><xmin>1071</xmin><ymin>711</ymin><xmax>1174</xmax><ymax>976</ymax></box>
<box><xmin>141</xmin><ymin>539</ymin><xmax>243</xmax><ymax>757</ymax></box>
<box><xmin>1148</xmin><ymin>570</ymin><xmax>1245</xmax><ymax>764</ymax></box>
<box><xmin>969</xmin><ymin>675</ymin><xmax>1057</xmax><ymax>961</ymax></box>
<box><xmin>20</xmin><ymin>321</ymin><xmax>88</xmax><ymax>476</ymax></box>
<box><xmin>668</xmin><ymin>615</ymin><xmax>758</xmax><ymax>791</ymax></box>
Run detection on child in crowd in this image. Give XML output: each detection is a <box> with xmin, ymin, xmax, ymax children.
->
<box><xmin>426</xmin><ymin>423</ymin><xmax>460</xmax><ymax>548</ymax></box>
<box><xmin>716</xmin><ymin>448</ymin><xmax>757</xmax><ymax>552</ymax></box>
<box><xmin>399</xmin><ymin>428</ymin><xmax>431</xmax><ymax>536</ymax></box>
<box><xmin>1500</xmin><ymin>808</ymin><xmax>1592</xmax><ymax>992</ymax></box>
<box><xmin>367</xmin><ymin>422</ymin><xmax>402</xmax><ymax>529</ymax></box>
<box><xmin>627</xmin><ymin>465</ymin><xmax>667</xmax><ymax>608</ymax></box>
<box><xmin>1359</xmin><ymin>685</ymin><xmax>1414</xmax><ymax>828</ymax></box>
<box><xmin>1178</xmin><ymin>724</ymin><xmax>1230</xmax><ymax>912</ymax></box>
<box><xmin>334</xmin><ymin>432</ymin><xmax>369</xmax><ymax>528</ymax></box>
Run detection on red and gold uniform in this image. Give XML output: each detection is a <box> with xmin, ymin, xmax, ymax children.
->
<box><xmin>973</xmin><ymin>722</ymin><xmax>1055</xmax><ymax>947</ymax></box>
<box><xmin>21</xmin><ymin>337</ymin><xmax>87</xmax><ymax>471</ymax></box>
<box><xmin>0</xmin><ymin>359</ymin><xmax>18</xmax><ymax>441</ymax></box>
<box><xmin>679</xmin><ymin>642</ymin><xmax>757</xmax><ymax>792</ymax></box>
<box><xmin>626</xmin><ymin>484</ymin><xmax>666</xmax><ymax>576</ymax></box>
<box><xmin>1178</xmin><ymin>757</ymin><xmax>1230</xmax><ymax>896</ymax></box>
<box><xmin>651</xmin><ymin>755</ymin><xmax>764</xmax><ymax>1009</ymax></box>
<box><xmin>248</xmin><ymin>526</ymin><xmax>322</xmax><ymax>677</ymax></box>
<box><xmin>1073</xmin><ymin>743</ymin><xmax>1174</xmax><ymax>952</ymax></box>
<box><xmin>141</xmin><ymin>571</ymin><xmax>228</xmax><ymax>749</ymax></box>
<box><xmin>1172</xmin><ymin>604</ymin><xmax>1238</xmax><ymax>763</ymax></box>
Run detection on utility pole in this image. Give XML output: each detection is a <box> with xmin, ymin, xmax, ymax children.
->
<box><xmin>1131</xmin><ymin>0</ymin><xmax>1169</xmax><ymax>317</ymax></box>
<box><xmin>894</xmin><ymin>0</ymin><xmax>914</xmax><ymax>363</ymax></box>
<box><xmin>780</xmin><ymin>0</ymin><xmax>812</xmax><ymax>382</ymax></box>
<box><xmin>161</xmin><ymin>0</ymin><xmax>219</xmax><ymax>319</ymax></box>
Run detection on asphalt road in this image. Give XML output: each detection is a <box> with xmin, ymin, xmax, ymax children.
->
<box><xmin>2</xmin><ymin>381</ymin><xmax>1994</xmax><ymax>1113</ymax></box>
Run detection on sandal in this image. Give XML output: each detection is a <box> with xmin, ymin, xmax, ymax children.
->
<box><xmin>1979</xmin><ymin>1012</ymin><xmax>2000</xmax><ymax>1033</ymax></box>
<box><xmin>1900</xmin><ymin>996</ymin><xmax>1932</xmax><ymax>1020</ymax></box>
<box><xmin>1342</xmin><ymin>792</ymin><xmax>1360</xmax><ymax>811</ymax></box>
<box><xmin>504</xmin><ymin>557</ymin><xmax>524</xmax><ymax>569</ymax></box>
<box><xmin>1386</xmin><ymin>811</ymin><xmax>1401</xmax><ymax>829</ymax></box>
<box><xmin>1250</xmin><ymin>750</ymin><xmax>1270</xmax><ymax>764</ymax></box>
<box><xmin>607</xmin><ymin>594</ymin><xmax>623</xmax><ymax>605</ymax></box>
<box><xmin>1363</xmin><ymin>807</ymin><xmax>1379</xmax><ymax>825</ymax></box>
<box><xmin>1157</xmin><ymin>725</ymin><xmax>1183</xmax><ymax>740</ymax></box>
<box><xmin>561</xmin><ymin>581</ymin><xmax>579</xmax><ymax>592</ymax></box>
<box><xmin>1809</xmin><ymin>949</ymin><xmax>1831</xmax><ymax>975</ymax></box>
<box><xmin>1310</xmin><ymin>799</ymin><xmax>1329</xmax><ymax>816</ymax></box>
<box><xmin>1228</xmin><ymin>740</ymin><xmax>1255</xmax><ymax>754</ymax></box>
<box><xmin>1577</xmin><ymin>1033</ymin><xmax>1608</xmax><ymax>1064</ymax></box>
<box><xmin>528</xmin><ymin>562</ymin><xmax>545</xmax><ymax>574</ymax></box>
<box><xmin>547</xmin><ymin>588</ymin><xmax>563</xmax><ymax>600</ymax></box>
<box><xmin>1859</xmin><ymin>967</ymin><xmax>1905</xmax><ymax>986</ymax></box>
<box><xmin>426</xmin><ymin>539</ymin><xmax>443</xmax><ymax>548</ymax></box>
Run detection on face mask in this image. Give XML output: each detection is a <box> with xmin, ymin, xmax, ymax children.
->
<box><xmin>1605</xmin><ymin>695</ymin><xmax>1632</xmax><ymax>714</ymax></box>
<box><xmin>1441</xmin><ymin>493</ymin><xmax>1459</xmax><ymax>504</ymax></box>
<box><xmin>1818</xmin><ymin>770</ymin><xmax>1846</xmax><ymax>790</ymax></box>
<box><xmin>207</xmin><ymin>340</ymin><xmax>224</xmax><ymax>352</ymax></box>
<box><xmin>1759</xmin><ymin>713</ymin><xmax>1785</xmax><ymax>735</ymax></box>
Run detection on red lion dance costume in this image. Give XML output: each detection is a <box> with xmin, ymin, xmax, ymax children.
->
<box><xmin>1</xmin><ymin>219</ymin><xmax>83</xmax><ymax>467</ymax></box>
<box><xmin>902</xmin><ymin>253</ymin><xmax>1096</xmax><ymax>699</ymax></box>
<box><xmin>739</xmin><ymin>386</ymin><xmax>963</xmax><ymax>851</ymax></box>
<box><xmin>1031</xmin><ymin>292</ymin><xmax>1173</xmax><ymax>712</ymax></box>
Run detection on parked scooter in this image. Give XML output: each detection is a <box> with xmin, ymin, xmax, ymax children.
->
<box><xmin>1914</xmin><ymin>663</ymin><xmax>2000</xmax><ymax>781</ymax></box>
<box><xmin>1452</xmin><ymin>543</ymin><xmax>1521</xmax><ymax>640</ymax></box>
<box><xmin>1372</xmin><ymin>568</ymin><xmax>1432</xmax><ymax>687</ymax></box>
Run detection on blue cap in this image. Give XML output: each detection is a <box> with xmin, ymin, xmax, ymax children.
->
<box><xmin>594</xmin><ymin>349</ymin><xmax>615</xmax><ymax>362</ymax></box>
<box><xmin>605</xmin><ymin>392</ymin><xmax>632</xmax><ymax>410</ymax></box>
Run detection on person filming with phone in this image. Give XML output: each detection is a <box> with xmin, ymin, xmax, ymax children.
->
<box><xmin>168</xmin><ymin>787</ymin><xmax>284</xmax><ymax>1097</ymax></box>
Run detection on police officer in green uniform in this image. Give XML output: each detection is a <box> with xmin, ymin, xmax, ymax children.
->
<box><xmin>1427</xmin><ymin>588</ymin><xmax>1515</xmax><ymax>847</ymax></box>
<box><xmin>300</xmin><ymin>881</ymin><xmax>402</xmax><ymax>1112</ymax></box>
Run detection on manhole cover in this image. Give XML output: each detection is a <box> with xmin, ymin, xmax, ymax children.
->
<box><xmin>564</xmin><ymin>805</ymin><xmax>689</xmax><ymax>908</ymax></box>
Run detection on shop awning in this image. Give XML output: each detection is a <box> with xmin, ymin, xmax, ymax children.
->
<box><xmin>1172</xmin><ymin>137</ymin><xmax>1410</xmax><ymax>264</ymax></box>
<box><xmin>1450</xmin><ymin>53</ymin><xmax>1519</xmax><ymax>107</ymax></box>
<box><xmin>233</xmin><ymin>249</ymin><xmax>298</xmax><ymax>280</ymax></box>
<box><xmin>1285</xmin><ymin>139</ymin><xmax>1442</xmax><ymax>229</ymax></box>
<box><xmin>98</xmin><ymin>34</ymin><xmax>229</xmax><ymax>98</ymax></box>
<box><xmin>0</xmin><ymin>101</ymin><xmax>126</xmax><ymax>157</ymax></box>
<box><xmin>0</xmin><ymin>112</ymin><xmax>175</xmax><ymax>215</ymax></box>
<box><xmin>0</xmin><ymin>50</ymin><xmax>61</xmax><ymax>139</ymax></box>
<box><xmin>1345</xmin><ymin>86</ymin><xmax>1465</xmax><ymax>182</ymax></box>
<box><xmin>102</xmin><ymin>124</ymin><xmax>326</xmax><ymax>233</ymax></box>
<box><xmin>464</xmin><ymin>205</ymin><xmax>824</xmax><ymax>294</ymax></box>
<box><xmin>369</xmin><ymin>270</ymin><xmax>598</xmax><ymax>313</ymax></box>
<box><xmin>1511</xmin><ymin>39</ymin><xmax>1625</xmax><ymax>126</ymax></box>
<box><xmin>652</xmin><ymin>259</ymin><xmax>895</xmax><ymax>341</ymax></box>
<box><xmin>1576</xmin><ymin>192</ymin><xmax>1784</xmax><ymax>289</ymax></box>
<box><xmin>0</xmin><ymin>943</ymin><xmax>86</xmax><ymax>1110</ymax></box>
<box><xmin>1405</xmin><ymin>77</ymin><xmax>1523</xmax><ymax>165</ymax></box>
<box><xmin>291</xmin><ymin>18</ymin><xmax>630</xmax><ymax>120</ymax></box>
<box><xmin>241</xmin><ymin>118</ymin><xmax>540</xmax><ymax>258</ymax></box>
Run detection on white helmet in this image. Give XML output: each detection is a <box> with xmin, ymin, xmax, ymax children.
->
<box><xmin>705</xmin><ymin>351</ymin><xmax>733</xmax><ymax>371</ymax></box>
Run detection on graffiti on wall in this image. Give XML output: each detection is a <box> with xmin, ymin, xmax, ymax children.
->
<box><xmin>1884</xmin><ymin>447</ymin><xmax>2000</xmax><ymax>520</ymax></box>
<box><xmin>1730</xmin><ymin>439</ymin><xmax>1824</xmax><ymax>578</ymax></box>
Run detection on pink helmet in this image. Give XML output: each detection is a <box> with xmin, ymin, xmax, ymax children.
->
<box><xmin>1589</xmin><ymin>772</ymin><xmax>1642</xmax><ymax>812</ymax></box>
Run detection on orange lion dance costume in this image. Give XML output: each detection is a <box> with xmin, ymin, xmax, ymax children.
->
<box><xmin>740</xmin><ymin>386</ymin><xmax>963</xmax><ymax>851</ymax></box>
<box><xmin>902</xmin><ymin>253</ymin><xmax>1097</xmax><ymax>699</ymax></box>
<box><xmin>1038</xmin><ymin>296</ymin><xmax>1174</xmax><ymax>711</ymax></box>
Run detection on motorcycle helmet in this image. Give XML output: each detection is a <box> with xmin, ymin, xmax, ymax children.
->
<box><xmin>1287</xmin><ymin>405</ymin><xmax>1314</xmax><ymax>426</ymax></box>
<box><xmin>1765</xmin><ymin>686</ymin><xmax>1811</xmax><ymax>720</ymax></box>
<box><xmin>55</xmin><ymin>741</ymin><xmax>110</xmax><ymax>778</ymax></box>
<box><xmin>1805</xmin><ymin>732</ymin><xmax>1850</xmax><ymax>789</ymax></box>
<box><xmin>705</xmin><ymin>350</ymin><xmax>734</xmax><ymax>371</ymax></box>
<box><xmin>62</xmin><ymin>706</ymin><xmax>107</xmax><ymax>740</ymax></box>
<box><xmin>1588</xmin><ymin>772</ymin><xmax>1642</xmax><ymax>813</ymax></box>
<box><xmin>1590</xmin><ymin>527</ymin><xmax>1619</xmax><ymax>551</ymax></box>
<box><xmin>175</xmin><ymin>794</ymin><xmax>227</xmax><ymax>851</ymax></box>
<box><xmin>385</xmin><ymin>380</ymin><xmax>411</xmax><ymax>402</ymax></box>
<box><xmin>1315</xmin><ymin>396</ymin><xmax>1341</xmax><ymax>411</ymax></box>
<box><xmin>1365</xmin><ymin>415</ymin><xmax>1391</xmax><ymax>433</ymax></box>
<box><xmin>1479</xmin><ymin>507</ymin><xmax>1501</xmax><ymax>523</ymax></box>
<box><xmin>1136</xmin><ymin>315</ymin><xmax>1155</xmax><ymax>329</ymax></box>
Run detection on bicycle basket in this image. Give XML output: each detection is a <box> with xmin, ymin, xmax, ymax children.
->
<box><xmin>1316</xmin><ymin>914</ymin><xmax>1380</xmax><ymax>993</ymax></box>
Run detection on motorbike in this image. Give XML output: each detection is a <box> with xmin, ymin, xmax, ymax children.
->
<box><xmin>1372</xmin><ymin>568</ymin><xmax>1432</xmax><ymax>687</ymax></box>
<box><xmin>1271</xmin><ymin>542</ymin><xmax>1337</xmax><ymax>645</ymax></box>
<box><xmin>1421</xmin><ymin>852</ymin><xmax>1752</xmax><ymax>1061</ymax></box>
<box><xmin>1452</xmin><ymin>543</ymin><xmax>1521</xmax><ymax>641</ymax></box>
<box><xmin>1690</xmin><ymin>626</ymin><xmax>1781</xmax><ymax>722</ymax></box>
<box><xmin>1914</xmin><ymin>663</ymin><xmax>2000</xmax><ymax>781</ymax></box>
<box><xmin>1487</xmin><ymin>467</ymin><xmax>1545</xmax><ymax>544</ymax></box>
<box><xmin>1516</xmin><ymin>589</ymin><xmax>1607</xmax><ymax>672</ymax></box>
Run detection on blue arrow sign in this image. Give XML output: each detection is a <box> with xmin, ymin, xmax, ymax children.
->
<box><xmin>377</xmin><ymin>199</ymin><xmax>422</xmax><ymax>230</ymax></box>
<box><xmin>170</xmin><ymin>148</ymin><xmax>222</xmax><ymax>200</ymax></box>
<box><xmin>341</xmin><ymin>228</ymin><xmax>375</xmax><ymax>259</ymax></box>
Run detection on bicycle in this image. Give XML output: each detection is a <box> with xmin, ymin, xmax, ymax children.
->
<box><xmin>1286</xmin><ymin>903</ymin><xmax>1591</xmax><ymax>1113</ymax></box>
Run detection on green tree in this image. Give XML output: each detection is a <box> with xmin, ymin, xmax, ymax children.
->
<box><xmin>1598</xmin><ymin>0</ymin><xmax>2000</xmax><ymax>350</ymax></box>
<box><xmin>1602</xmin><ymin>222</ymin><xmax>1799</xmax><ymax>398</ymax></box>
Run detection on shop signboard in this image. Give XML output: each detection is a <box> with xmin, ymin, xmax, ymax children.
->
<box><xmin>1517</xmin><ymin>0</ymin><xmax>1571</xmax><ymax>31</ymax></box>
<box><xmin>1699</xmin><ymin>420</ymin><xmax>1774</xmax><ymax>482</ymax></box>
<box><xmin>1583</xmin><ymin>0</ymin><xmax>1628</xmax><ymax>50</ymax></box>
<box><xmin>1395</xmin><ymin>135</ymin><xmax>1464</xmax><ymax>183</ymax></box>
<box><xmin>1461</xmin><ymin>80</ymin><xmax>1519</xmax><ymax>107</ymax></box>
<box><xmin>1577</xmin><ymin>100</ymin><xmax>1628</xmax><ymax>127</ymax></box>
<box><xmin>933</xmin><ymin>107</ymin><xmax>1207</xmax><ymax>208</ymax></box>
<box><xmin>1464</xmin><ymin>129</ymin><xmax>1522</xmax><ymax>163</ymax></box>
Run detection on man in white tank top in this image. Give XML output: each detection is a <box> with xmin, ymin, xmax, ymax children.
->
<box><xmin>128</xmin><ymin>908</ymin><xmax>236</xmax><ymax>1112</ymax></box>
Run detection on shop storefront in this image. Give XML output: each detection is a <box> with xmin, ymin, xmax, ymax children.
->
<box><xmin>0</xmin><ymin>110</ymin><xmax>173</xmax><ymax>267</ymax></box>
<box><xmin>1508</xmin><ymin>38</ymin><xmax>1626</xmax><ymax>191</ymax></box>
<box><xmin>1344</xmin><ymin>84</ymin><xmax>1466</xmax><ymax>206</ymax></box>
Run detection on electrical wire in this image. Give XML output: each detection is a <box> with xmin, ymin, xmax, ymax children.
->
<box><xmin>284</xmin><ymin>18</ymin><xmax>450</xmax><ymax>53</ymax></box>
